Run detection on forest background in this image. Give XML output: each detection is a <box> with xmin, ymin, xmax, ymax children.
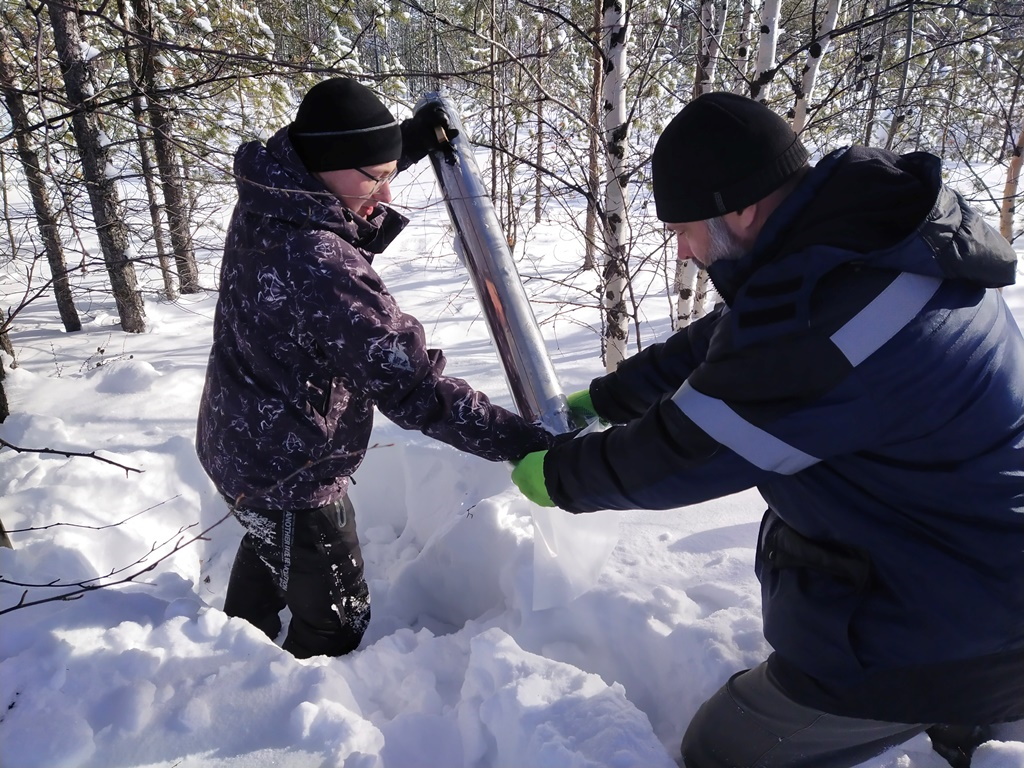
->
<box><xmin>1</xmin><ymin>0</ymin><xmax>1022</xmax><ymax>400</ymax></box>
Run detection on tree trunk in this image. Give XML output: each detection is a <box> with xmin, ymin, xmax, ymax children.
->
<box><xmin>694</xmin><ymin>0</ymin><xmax>716</xmax><ymax>97</ymax></box>
<box><xmin>489</xmin><ymin>0</ymin><xmax>499</xmax><ymax>209</ymax></box>
<box><xmin>600</xmin><ymin>0</ymin><xmax>630</xmax><ymax>371</ymax></box>
<box><xmin>148</xmin><ymin>104</ymin><xmax>198</xmax><ymax>293</ymax></box>
<box><xmin>534</xmin><ymin>20</ymin><xmax>545</xmax><ymax>225</ymax></box>
<box><xmin>673</xmin><ymin>257</ymin><xmax>702</xmax><ymax>330</ymax></box>
<box><xmin>134</xmin><ymin>119</ymin><xmax>177</xmax><ymax>300</ymax></box>
<box><xmin>131</xmin><ymin>0</ymin><xmax>199</xmax><ymax>293</ymax></box>
<box><xmin>884</xmin><ymin>0</ymin><xmax>914</xmax><ymax>150</ymax></box>
<box><xmin>506</xmin><ymin>58</ymin><xmax>519</xmax><ymax>249</ymax></box>
<box><xmin>118</xmin><ymin>0</ymin><xmax>176</xmax><ymax>300</ymax></box>
<box><xmin>675</xmin><ymin>0</ymin><xmax>728</xmax><ymax>328</ymax></box>
<box><xmin>0</xmin><ymin>364</ymin><xmax>12</xmax><ymax>541</ymax></box>
<box><xmin>0</xmin><ymin>328</ymin><xmax>12</xmax><ymax>426</ymax></box>
<box><xmin>733</xmin><ymin>0</ymin><xmax>755</xmax><ymax>91</ymax></box>
<box><xmin>0</xmin><ymin>368</ymin><xmax>7</xmax><ymax>424</ymax></box>
<box><xmin>752</xmin><ymin>0</ymin><xmax>782</xmax><ymax>101</ymax></box>
<box><xmin>862</xmin><ymin>0</ymin><xmax>890</xmax><ymax>147</ymax></box>
<box><xmin>1001</xmin><ymin>124</ymin><xmax>1023</xmax><ymax>243</ymax></box>
<box><xmin>584</xmin><ymin>0</ymin><xmax>604</xmax><ymax>272</ymax></box>
<box><xmin>694</xmin><ymin>1</ymin><xmax>731</xmax><ymax>95</ymax></box>
<box><xmin>793</xmin><ymin>0</ymin><xmax>844</xmax><ymax>133</ymax></box>
<box><xmin>431</xmin><ymin>0</ymin><xmax>442</xmax><ymax>87</ymax></box>
<box><xmin>0</xmin><ymin>27</ymin><xmax>82</xmax><ymax>332</ymax></box>
<box><xmin>46</xmin><ymin>0</ymin><xmax>146</xmax><ymax>333</ymax></box>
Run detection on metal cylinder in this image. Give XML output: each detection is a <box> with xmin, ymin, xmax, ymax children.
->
<box><xmin>415</xmin><ymin>92</ymin><xmax>572</xmax><ymax>435</ymax></box>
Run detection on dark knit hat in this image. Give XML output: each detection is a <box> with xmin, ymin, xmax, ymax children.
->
<box><xmin>652</xmin><ymin>92</ymin><xmax>808</xmax><ymax>222</ymax></box>
<box><xmin>288</xmin><ymin>78</ymin><xmax>402</xmax><ymax>172</ymax></box>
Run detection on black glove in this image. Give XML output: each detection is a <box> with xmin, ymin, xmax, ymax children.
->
<box><xmin>399</xmin><ymin>103</ymin><xmax>460</xmax><ymax>168</ymax></box>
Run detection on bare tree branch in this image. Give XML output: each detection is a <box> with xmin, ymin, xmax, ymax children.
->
<box><xmin>0</xmin><ymin>437</ymin><xmax>143</xmax><ymax>475</ymax></box>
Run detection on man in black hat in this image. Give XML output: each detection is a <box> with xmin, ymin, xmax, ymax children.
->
<box><xmin>196</xmin><ymin>78</ymin><xmax>556</xmax><ymax>659</ymax></box>
<box><xmin>511</xmin><ymin>92</ymin><xmax>1024</xmax><ymax>766</ymax></box>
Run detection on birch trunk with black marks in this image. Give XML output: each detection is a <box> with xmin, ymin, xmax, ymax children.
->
<box><xmin>733</xmin><ymin>0</ymin><xmax>755</xmax><ymax>91</ymax></box>
<box><xmin>862</xmin><ymin>0</ymin><xmax>890</xmax><ymax>147</ymax></box>
<box><xmin>535</xmin><ymin>19</ymin><xmax>545</xmax><ymax>224</ymax></box>
<box><xmin>600</xmin><ymin>0</ymin><xmax>629</xmax><ymax>371</ymax></box>
<box><xmin>584</xmin><ymin>0</ymin><xmax>604</xmax><ymax>271</ymax></box>
<box><xmin>884</xmin><ymin>0</ymin><xmax>914</xmax><ymax>150</ymax></box>
<box><xmin>751</xmin><ymin>0</ymin><xmax>782</xmax><ymax>101</ymax></box>
<box><xmin>792</xmin><ymin>0</ymin><xmax>844</xmax><ymax>133</ymax></box>
<box><xmin>1001</xmin><ymin>122</ymin><xmax>1023</xmax><ymax>243</ymax></box>
<box><xmin>675</xmin><ymin>0</ymin><xmax>728</xmax><ymax>329</ymax></box>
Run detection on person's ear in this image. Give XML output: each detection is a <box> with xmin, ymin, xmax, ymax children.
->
<box><xmin>733</xmin><ymin>204</ymin><xmax>758</xmax><ymax>233</ymax></box>
<box><xmin>722</xmin><ymin>204</ymin><xmax>760</xmax><ymax>249</ymax></box>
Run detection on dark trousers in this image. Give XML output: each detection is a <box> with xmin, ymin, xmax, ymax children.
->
<box><xmin>222</xmin><ymin>495</ymin><xmax>370</xmax><ymax>659</ymax></box>
<box><xmin>681</xmin><ymin>663</ymin><xmax>927</xmax><ymax>768</ymax></box>
<box><xmin>681</xmin><ymin>662</ymin><xmax>992</xmax><ymax>768</ymax></box>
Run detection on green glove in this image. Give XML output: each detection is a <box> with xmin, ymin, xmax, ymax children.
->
<box><xmin>566</xmin><ymin>388</ymin><xmax>602</xmax><ymax>428</ymax></box>
<box><xmin>511</xmin><ymin>450</ymin><xmax>554</xmax><ymax>507</ymax></box>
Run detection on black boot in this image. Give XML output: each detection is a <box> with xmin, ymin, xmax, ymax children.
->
<box><xmin>926</xmin><ymin>724</ymin><xmax>991</xmax><ymax>768</ymax></box>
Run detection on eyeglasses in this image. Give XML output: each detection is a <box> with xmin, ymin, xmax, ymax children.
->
<box><xmin>354</xmin><ymin>166</ymin><xmax>398</xmax><ymax>194</ymax></box>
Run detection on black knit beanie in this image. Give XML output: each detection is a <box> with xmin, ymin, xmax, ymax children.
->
<box><xmin>288</xmin><ymin>78</ymin><xmax>402</xmax><ymax>172</ymax></box>
<box><xmin>652</xmin><ymin>92</ymin><xmax>809</xmax><ymax>222</ymax></box>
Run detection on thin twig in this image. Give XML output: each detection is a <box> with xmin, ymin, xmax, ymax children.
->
<box><xmin>0</xmin><ymin>438</ymin><xmax>143</xmax><ymax>475</ymax></box>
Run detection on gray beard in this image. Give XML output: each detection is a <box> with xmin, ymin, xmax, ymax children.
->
<box><xmin>704</xmin><ymin>216</ymin><xmax>746</xmax><ymax>266</ymax></box>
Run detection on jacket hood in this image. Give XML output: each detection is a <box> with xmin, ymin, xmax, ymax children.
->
<box><xmin>708</xmin><ymin>146</ymin><xmax>1018</xmax><ymax>304</ymax></box>
<box><xmin>232</xmin><ymin>126</ymin><xmax>407</xmax><ymax>256</ymax></box>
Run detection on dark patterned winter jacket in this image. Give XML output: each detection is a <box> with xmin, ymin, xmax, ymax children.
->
<box><xmin>196</xmin><ymin>127</ymin><xmax>554</xmax><ymax>510</ymax></box>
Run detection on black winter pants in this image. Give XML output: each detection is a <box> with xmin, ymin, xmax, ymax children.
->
<box><xmin>681</xmin><ymin>663</ymin><xmax>927</xmax><ymax>768</ymax></box>
<box><xmin>682</xmin><ymin>662</ymin><xmax>992</xmax><ymax>768</ymax></box>
<box><xmin>222</xmin><ymin>495</ymin><xmax>370</xmax><ymax>659</ymax></box>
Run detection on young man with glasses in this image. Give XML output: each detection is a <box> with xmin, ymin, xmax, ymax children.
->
<box><xmin>196</xmin><ymin>78</ymin><xmax>556</xmax><ymax>659</ymax></box>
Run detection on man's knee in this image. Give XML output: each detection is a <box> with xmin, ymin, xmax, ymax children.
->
<box><xmin>680</xmin><ymin>672</ymin><xmax>772</xmax><ymax>768</ymax></box>
<box><xmin>681</xmin><ymin>717</ymin><xmax>723</xmax><ymax>768</ymax></box>
<box><xmin>681</xmin><ymin>663</ymin><xmax>930</xmax><ymax>768</ymax></box>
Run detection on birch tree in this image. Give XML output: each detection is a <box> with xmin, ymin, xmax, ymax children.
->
<box><xmin>696</xmin><ymin>0</ymin><xmax>729</xmax><ymax>94</ymax></box>
<box><xmin>46</xmin><ymin>0</ymin><xmax>146</xmax><ymax>333</ymax></box>
<box><xmin>600</xmin><ymin>0</ymin><xmax>630</xmax><ymax>371</ymax></box>
<box><xmin>792</xmin><ymin>0</ymin><xmax>844</xmax><ymax>133</ymax></box>
<box><xmin>534</xmin><ymin>16</ymin><xmax>546</xmax><ymax>225</ymax></box>
<box><xmin>732</xmin><ymin>0</ymin><xmax>756</xmax><ymax>91</ymax></box>
<box><xmin>861</xmin><ymin>0</ymin><xmax>890</xmax><ymax>147</ymax></box>
<box><xmin>674</xmin><ymin>0</ymin><xmax>727</xmax><ymax>331</ymax></box>
<box><xmin>751</xmin><ymin>0</ymin><xmax>782</xmax><ymax>101</ymax></box>
<box><xmin>1001</xmin><ymin>122</ymin><xmax>1023</xmax><ymax>242</ymax></box>
<box><xmin>884</xmin><ymin>0</ymin><xmax>915</xmax><ymax>150</ymax></box>
<box><xmin>585</xmin><ymin>0</ymin><xmax>605</xmax><ymax>271</ymax></box>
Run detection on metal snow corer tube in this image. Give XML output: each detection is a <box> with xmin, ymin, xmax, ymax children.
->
<box><xmin>415</xmin><ymin>92</ymin><xmax>574</xmax><ymax>435</ymax></box>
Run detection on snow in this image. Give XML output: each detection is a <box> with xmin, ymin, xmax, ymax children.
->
<box><xmin>79</xmin><ymin>41</ymin><xmax>102</xmax><ymax>63</ymax></box>
<box><xmin>192</xmin><ymin>16</ymin><xmax>214</xmax><ymax>35</ymax></box>
<box><xmin>1</xmin><ymin>165</ymin><xmax>1023</xmax><ymax>768</ymax></box>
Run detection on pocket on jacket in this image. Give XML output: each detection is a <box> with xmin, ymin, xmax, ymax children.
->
<box><xmin>305</xmin><ymin>378</ymin><xmax>333</xmax><ymax>419</ymax></box>
<box><xmin>757</xmin><ymin>509</ymin><xmax>872</xmax><ymax>682</ymax></box>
